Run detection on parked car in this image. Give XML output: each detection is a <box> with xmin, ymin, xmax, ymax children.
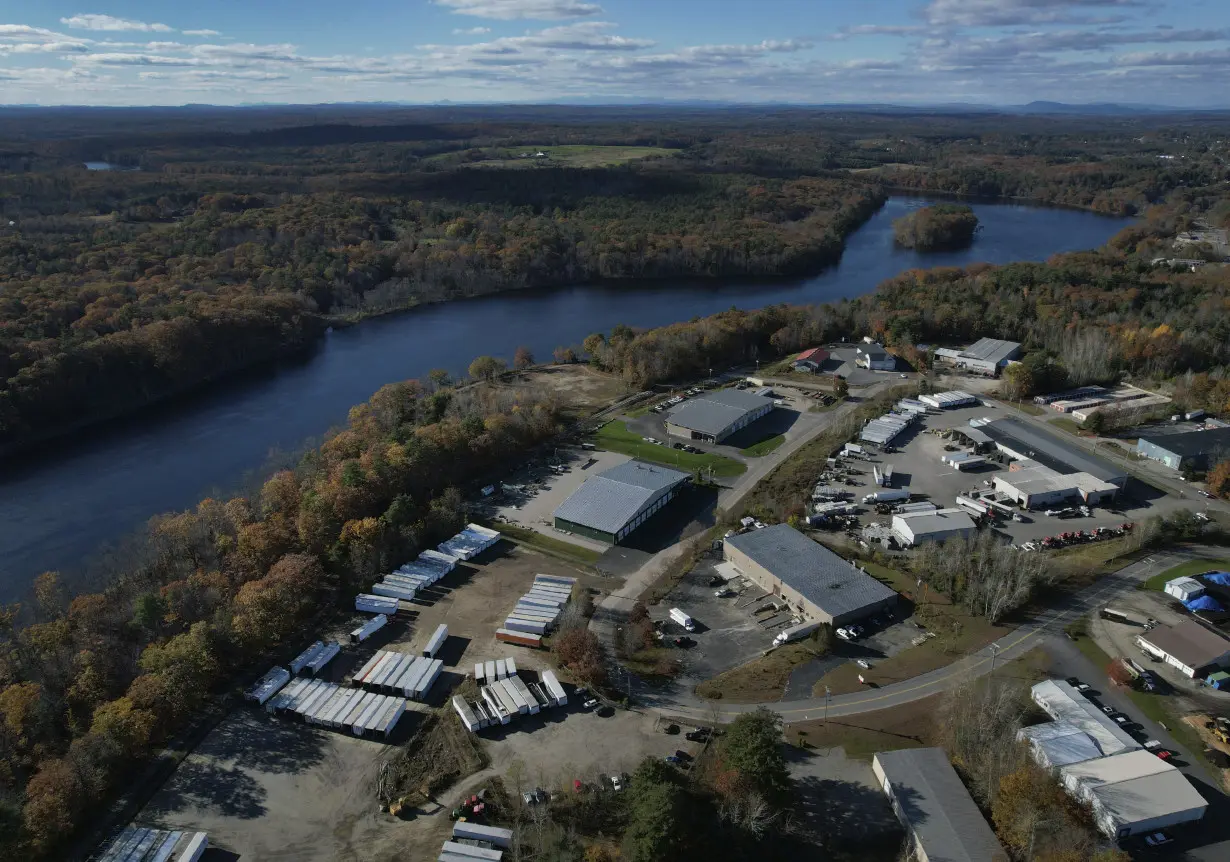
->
<box><xmin>1074</xmin><ymin>683</ymin><xmax>1091</xmax><ymax>692</ymax></box>
<box><xmin>714</xmin><ymin>589</ymin><xmax>734</xmax><ymax>598</ymax></box>
<box><xmin>686</xmin><ymin>728</ymin><xmax>711</xmax><ymax>742</ymax></box>
<box><xmin>856</xmin><ymin>659</ymin><xmax>872</xmax><ymax>669</ymax></box>
<box><xmin>610</xmin><ymin>775</ymin><xmax>624</xmax><ymax>792</ymax></box>
<box><xmin>673</xmin><ymin>442</ymin><xmax>685</xmax><ymax>450</ymax></box>
<box><xmin>522</xmin><ymin>788</ymin><xmax>548</xmax><ymax>805</ymax></box>
<box><xmin>583</xmin><ymin>698</ymin><xmax>599</xmax><ymax>710</ymax></box>
<box><xmin>673</xmin><ymin>637</ymin><xmax>694</xmax><ymax>648</ymax></box>
<box><xmin>1102</xmin><ymin>706</ymin><xmax>1116</xmax><ymax>715</ymax></box>
<box><xmin>665</xmin><ymin>755</ymin><xmax>683</xmax><ymax>764</ymax></box>
<box><xmin>1144</xmin><ymin>832</ymin><xmax>1173</xmax><ymax>846</ymax></box>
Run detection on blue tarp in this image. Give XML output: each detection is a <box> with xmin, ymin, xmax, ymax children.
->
<box><xmin>1185</xmin><ymin>595</ymin><xmax>1225</xmax><ymax>613</ymax></box>
<box><xmin>1202</xmin><ymin>571</ymin><xmax>1230</xmax><ymax>587</ymax></box>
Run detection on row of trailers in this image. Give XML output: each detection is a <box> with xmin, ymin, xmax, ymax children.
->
<box><xmin>439</xmin><ymin>822</ymin><xmax>514</xmax><ymax>862</ymax></box>
<box><xmin>366</xmin><ymin>523</ymin><xmax>502</xmax><ymax>603</ymax></box>
<box><xmin>497</xmin><ymin>574</ymin><xmax>577</xmax><ymax>649</ymax></box>
<box><xmin>265</xmin><ymin>676</ymin><xmax>407</xmax><ymax>738</ymax></box>
<box><xmin>452</xmin><ymin>668</ymin><xmax>567</xmax><ymax>733</ymax></box>
<box><xmin>92</xmin><ymin>827</ymin><xmax>207</xmax><ymax>862</ymax></box>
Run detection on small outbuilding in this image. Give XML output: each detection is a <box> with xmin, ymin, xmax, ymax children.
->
<box><xmin>1164</xmin><ymin>576</ymin><xmax>1206</xmax><ymax>603</ymax></box>
<box><xmin>891</xmin><ymin>508</ymin><xmax>977</xmax><ymax>547</ymax></box>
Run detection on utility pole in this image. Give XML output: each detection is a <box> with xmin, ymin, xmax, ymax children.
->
<box><xmin>824</xmin><ymin>685</ymin><xmax>831</xmax><ymax>724</ymax></box>
<box><xmin>989</xmin><ymin>642</ymin><xmax>1001</xmax><ymax>677</ymax></box>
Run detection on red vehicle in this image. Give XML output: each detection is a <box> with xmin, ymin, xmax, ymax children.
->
<box><xmin>1155</xmin><ymin>749</ymin><xmax>1173</xmax><ymax>761</ymax></box>
<box><xmin>573</xmin><ymin>779</ymin><xmax>582</xmax><ymax>793</ymax></box>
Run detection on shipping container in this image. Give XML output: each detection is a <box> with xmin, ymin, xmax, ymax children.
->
<box><xmin>290</xmin><ymin>641</ymin><xmax>325</xmax><ymax>675</ymax></box>
<box><xmin>541</xmin><ymin>669</ymin><xmax>567</xmax><ymax>705</ymax></box>
<box><xmin>490</xmin><ymin>680</ymin><xmax>520</xmax><ymax>718</ymax></box>
<box><xmin>481</xmin><ymin>686</ymin><xmax>511</xmax><ymax>724</ymax></box>
<box><xmin>527</xmin><ymin>681</ymin><xmax>551</xmax><ymax>709</ymax></box>
<box><xmin>246</xmin><ymin>667</ymin><xmax>291</xmax><ymax>705</ymax></box>
<box><xmin>356</xmin><ymin>594</ymin><xmax>399</xmax><ymax>614</ymax></box>
<box><xmin>306</xmin><ymin>642</ymin><xmax>340</xmax><ymax>676</ymax></box>
<box><xmin>396</xmin><ymin>657</ymin><xmax>430</xmax><ymax>696</ymax></box>
<box><xmin>495</xmin><ymin>659</ymin><xmax>507</xmax><ymax>680</ymax></box>
<box><xmin>452</xmin><ymin>821</ymin><xmax>514</xmax><ymax>848</ymax></box>
<box><xmin>350</xmin><ymin>614</ymin><xmax>388</xmax><ymax>644</ymax></box>
<box><xmin>372</xmin><ymin>582</ymin><xmax>417</xmax><ymax>601</ymax></box>
<box><xmin>504</xmin><ymin>618</ymin><xmax>548</xmax><ymax>635</ymax></box>
<box><xmin>534</xmin><ymin>573</ymin><xmax>577</xmax><ymax>586</ymax></box>
<box><xmin>351</xmin><ymin>653</ymin><xmax>384</xmax><ymax>685</ymax></box>
<box><xmin>453</xmin><ymin>696</ymin><xmax>480</xmax><ymax>732</ymax></box>
<box><xmin>174</xmin><ymin>832</ymin><xmax>209</xmax><ymax>862</ymax></box>
<box><xmin>352</xmin><ymin>695</ymin><xmax>386</xmax><ymax>735</ymax></box>
<box><xmin>343</xmin><ymin>692</ymin><xmax>377</xmax><ymax>729</ymax></box>
<box><xmin>413</xmin><ymin>660</ymin><xmax>444</xmax><ymax>700</ymax></box>
<box><xmin>496</xmin><ymin>628</ymin><xmax>543</xmax><ymax>648</ymax></box>
<box><xmin>423</xmin><ymin>623</ymin><xmax>448</xmax><ymax>658</ymax></box>
<box><xmin>508</xmin><ymin>676</ymin><xmax>539</xmax><ymax>714</ymax></box>
<box><xmin>361</xmin><ymin>652</ymin><xmax>396</xmax><ymax>686</ymax></box>
<box><xmin>500</xmin><ymin>678</ymin><xmax>529</xmax><ymax>714</ymax></box>
<box><xmin>474</xmin><ymin>662</ymin><xmax>485</xmax><ymax>683</ymax></box>
<box><xmin>439</xmin><ymin>840</ymin><xmax>505</xmax><ymax>860</ymax></box>
<box><xmin>484</xmin><ymin>660</ymin><xmax>497</xmax><ymax>682</ymax></box>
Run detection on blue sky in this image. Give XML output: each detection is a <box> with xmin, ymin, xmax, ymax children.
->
<box><xmin>2</xmin><ymin>0</ymin><xmax>1229</xmax><ymax>106</ymax></box>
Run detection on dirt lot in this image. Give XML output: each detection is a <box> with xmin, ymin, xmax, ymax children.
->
<box><xmin>135</xmin><ymin>544</ymin><xmax>611</xmax><ymax>861</ymax></box>
<box><xmin>512</xmin><ymin>364</ymin><xmax>629</xmax><ymax>416</ymax></box>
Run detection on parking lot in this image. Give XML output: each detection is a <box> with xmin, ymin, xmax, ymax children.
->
<box><xmin>827</xmin><ymin>397</ymin><xmax>1192</xmax><ymax>550</ymax></box>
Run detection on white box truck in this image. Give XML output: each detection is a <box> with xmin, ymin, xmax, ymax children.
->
<box><xmin>773</xmin><ymin>620</ymin><xmax>823</xmax><ymax>647</ymax></box>
<box><xmin>669</xmin><ymin>608</ymin><xmax>696</xmax><ymax>632</ymax></box>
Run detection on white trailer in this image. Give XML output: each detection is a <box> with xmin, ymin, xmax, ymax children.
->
<box><xmin>505</xmin><ymin>656</ymin><xmax>517</xmax><ymax>676</ymax></box>
<box><xmin>419</xmin><ymin>549</ymin><xmax>458</xmax><ymax>571</ymax></box>
<box><xmin>306</xmin><ymin>641</ymin><xmax>340</xmax><ymax>676</ymax></box>
<box><xmin>534</xmin><ymin>573</ymin><xmax>576</xmax><ymax>586</ymax></box>
<box><xmin>343</xmin><ymin>692</ymin><xmax>377</xmax><ymax>730</ymax></box>
<box><xmin>440</xmin><ymin>841</ymin><xmax>505</xmax><ymax>861</ymax></box>
<box><xmin>395</xmin><ymin>657</ymin><xmax>430</xmax><ymax>696</ymax></box>
<box><xmin>174</xmin><ymin>832</ymin><xmax>208</xmax><ymax>862</ymax></box>
<box><xmin>423</xmin><ymin>623</ymin><xmax>448</xmax><ymax>658</ymax></box>
<box><xmin>413</xmin><ymin>659</ymin><xmax>443</xmax><ymax>700</ymax></box>
<box><xmin>352</xmin><ymin>695</ymin><xmax>386</xmax><ymax>735</ymax></box>
<box><xmin>290</xmin><ymin>641</ymin><xmax>324</xmax><ymax>675</ymax></box>
<box><xmin>541</xmin><ymin>669</ymin><xmax>567</xmax><ymax>706</ymax></box>
<box><xmin>495</xmin><ymin>659</ymin><xmax>508</xmax><ymax>680</ymax></box>
<box><xmin>527</xmin><ymin>681</ymin><xmax>551</xmax><ymax>710</ymax></box>
<box><xmin>481</xmin><ymin>686</ymin><xmax>511</xmax><ymax>724</ymax></box>
<box><xmin>472</xmin><ymin>699</ymin><xmax>492</xmax><ymax>728</ymax></box>
<box><xmin>351</xmin><ymin>653</ymin><xmax>383</xmax><ymax>686</ymax></box>
<box><xmin>370</xmin><ymin>654</ymin><xmax>403</xmax><ymax>690</ymax></box>
<box><xmin>490</xmin><ymin>680</ymin><xmax>520</xmax><ymax>717</ymax></box>
<box><xmin>372</xmin><ymin>582</ymin><xmax>417</xmax><ymax>601</ymax></box>
<box><xmin>267</xmin><ymin>677</ymin><xmax>305</xmax><ymax>713</ymax></box>
<box><xmin>500</xmin><ymin>678</ymin><xmax>530</xmax><ymax>714</ymax></box>
<box><xmin>484</xmin><ymin>660</ymin><xmax>497</xmax><ymax>683</ymax></box>
<box><xmin>350</xmin><ymin>614</ymin><xmax>388</xmax><ymax>644</ymax></box>
<box><xmin>508</xmin><ymin>675</ymin><xmax>539</xmax><ymax>714</ymax></box>
<box><xmin>504</xmin><ymin>617</ymin><xmax>548</xmax><ymax>635</ymax></box>
<box><xmin>360</xmin><ymin>652</ymin><xmax>395</xmax><ymax>687</ymax></box>
<box><xmin>861</xmin><ymin>489</ymin><xmax>911</xmax><ymax>504</ymax></box>
<box><xmin>453</xmin><ymin>696</ymin><xmax>481</xmax><ymax>732</ymax></box>
<box><xmin>324</xmin><ymin>689</ymin><xmax>359</xmax><ymax>728</ymax></box>
<box><xmin>773</xmin><ymin>620</ymin><xmax>823</xmax><ymax>647</ymax></box>
<box><xmin>474</xmin><ymin>661</ymin><xmax>485</xmax><ymax>683</ymax></box>
<box><xmin>246</xmin><ymin>667</ymin><xmax>291</xmax><ymax>705</ymax></box>
<box><xmin>452</xmin><ymin>821</ymin><xmax>514</xmax><ymax>848</ymax></box>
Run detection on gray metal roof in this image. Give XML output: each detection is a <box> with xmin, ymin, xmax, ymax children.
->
<box><xmin>666</xmin><ymin>389</ymin><xmax>773</xmax><ymax>436</ymax></box>
<box><xmin>1138</xmin><ymin>427</ymin><xmax>1230</xmax><ymax>459</ymax></box>
<box><xmin>874</xmin><ymin>748</ymin><xmax>1008</xmax><ymax>862</ymax></box>
<box><xmin>979</xmin><ymin>417</ymin><xmax>1126</xmax><ymax>483</ymax></box>
<box><xmin>553</xmin><ymin>460</ymin><xmax>689</xmax><ymax>534</ymax></box>
<box><xmin>961</xmin><ymin>337</ymin><xmax>1021</xmax><ymax>364</ymax></box>
<box><xmin>858</xmin><ymin>342</ymin><xmax>889</xmax><ymax>359</ymax></box>
<box><xmin>725</xmin><ymin>524</ymin><xmax>896</xmax><ymax>618</ymax></box>
<box><xmin>894</xmin><ymin>508</ymin><xmax>976</xmax><ymax>538</ymax></box>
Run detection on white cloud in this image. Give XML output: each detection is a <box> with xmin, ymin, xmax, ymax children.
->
<box><xmin>60</xmin><ymin>14</ymin><xmax>173</xmax><ymax>33</ymax></box>
<box><xmin>436</xmin><ymin>0</ymin><xmax>603</xmax><ymax>21</ymax></box>
<box><xmin>454</xmin><ymin>27</ymin><xmax>491</xmax><ymax>35</ymax></box>
<box><xmin>183</xmin><ymin>29</ymin><xmax>222</xmax><ymax>38</ymax></box>
<box><xmin>924</xmin><ymin>0</ymin><xmax>1140</xmax><ymax>28</ymax></box>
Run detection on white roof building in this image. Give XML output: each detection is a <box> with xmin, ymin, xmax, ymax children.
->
<box><xmin>1027</xmin><ymin>680</ymin><xmax>1139</xmax><ymax>761</ymax></box>
<box><xmin>891</xmin><ymin>508</ymin><xmax>976</xmax><ymax>547</ymax></box>
<box><xmin>1163</xmin><ymin>576</ymin><xmax>1206</xmax><ymax>603</ymax></box>
<box><xmin>1059</xmin><ymin>750</ymin><xmax>1207</xmax><ymax>839</ymax></box>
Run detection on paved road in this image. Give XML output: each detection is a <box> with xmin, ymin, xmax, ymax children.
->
<box><xmin>638</xmin><ymin>549</ymin><xmax>1195</xmax><ymax>724</ymax></box>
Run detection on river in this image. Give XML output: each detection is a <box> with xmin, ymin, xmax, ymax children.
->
<box><xmin>0</xmin><ymin>196</ymin><xmax>1133</xmax><ymax>600</ymax></box>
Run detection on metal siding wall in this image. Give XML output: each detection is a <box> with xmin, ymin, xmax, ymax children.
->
<box><xmin>554</xmin><ymin>518</ymin><xmax>615</xmax><ymax>544</ymax></box>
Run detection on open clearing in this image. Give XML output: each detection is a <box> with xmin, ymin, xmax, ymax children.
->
<box><xmin>594</xmin><ymin>420</ymin><xmax>746</xmax><ymax>476</ymax></box>
<box><xmin>511</xmin><ymin>364</ymin><xmax>629</xmax><ymax>418</ymax></box>
<box><xmin>466</xmin><ymin>145</ymin><xmax>679</xmax><ymax>168</ymax></box>
<box><xmin>134</xmin><ymin>543</ymin><xmax>606</xmax><ymax>861</ymax></box>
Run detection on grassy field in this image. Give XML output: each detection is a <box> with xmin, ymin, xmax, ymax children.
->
<box><xmin>695</xmin><ymin>638</ymin><xmax>830</xmax><ymax>703</ymax></box>
<box><xmin>740</xmin><ymin>434</ymin><xmax>786</xmax><ymax>457</ymax></box>
<box><xmin>1141</xmin><ymin>558</ymin><xmax>1230</xmax><ymax>592</ymax></box>
<box><xmin>593</xmin><ymin>421</ymin><xmax>746</xmax><ymax>477</ymax></box>
<box><xmin>989</xmin><ymin>397</ymin><xmax>1045</xmax><ymax>416</ymax></box>
<box><xmin>811</xmin><ymin>561</ymin><xmax>1011</xmax><ymax>696</ymax></box>
<box><xmin>449</xmin><ymin>144</ymin><xmax>680</xmax><ymax>169</ymax></box>
<box><xmin>487</xmin><ymin>521</ymin><xmax>603</xmax><ymax>564</ymax></box>
<box><xmin>1049</xmin><ymin>416</ymin><xmax>1086</xmax><ymax>435</ymax></box>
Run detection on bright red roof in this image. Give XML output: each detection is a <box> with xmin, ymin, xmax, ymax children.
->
<box><xmin>796</xmin><ymin>347</ymin><xmax>828</xmax><ymax>362</ymax></box>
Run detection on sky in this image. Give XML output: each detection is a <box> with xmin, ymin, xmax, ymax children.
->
<box><xmin>2</xmin><ymin>0</ymin><xmax>1230</xmax><ymax>107</ymax></box>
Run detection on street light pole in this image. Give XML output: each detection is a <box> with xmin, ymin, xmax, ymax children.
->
<box><xmin>990</xmin><ymin>642</ymin><xmax>1001</xmax><ymax>677</ymax></box>
<box><xmin>824</xmin><ymin>685</ymin><xmax>831</xmax><ymax>724</ymax></box>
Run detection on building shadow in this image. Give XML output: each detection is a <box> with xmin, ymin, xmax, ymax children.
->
<box><xmin>620</xmin><ymin>484</ymin><xmax>718</xmax><ymax>554</ymax></box>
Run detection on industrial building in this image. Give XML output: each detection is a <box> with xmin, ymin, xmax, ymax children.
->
<box><xmin>723</xmin><ymin>524</ymin><xmax>897</xmax><ymax>626</ymax></box>
<box><xmin>1020</xmin><ymin>680</ymin><xmax>1139</xmax><ymax>769</ymax></box>
<box><xmin>991</xmin><ymin>461</ymin><xmax>1119</xmax><ymax>508</ymax></box>
<box><xmin>1060</xmin><ymin>750</ymin><xmax>1208</xmax><ymax>839</ymax></box>
<box><xmin>553</xmin><ymin>460</ymin><xmax>690</xmax><ymax>544</ymax></box>
<box><xmin>855</xmin><ymin>341</ymin><xmax>896</xmax><ymax>371</ymax></box>
<box><xmin>1137</xmin><ymin>619</ymin><xmax>1230</xmax><ymax>678</ymax></box>
<box><xmin>975</xmin><ymin>416</ymin><xmax>1127</xmax><ymax>489</ymax></box>
<box><xmin>664</xmin><ymin>388</ymin><xmax>774</xmax><ymax>443</ymax></box>
<box><xmin>1136</xmin><ymin>427</ymin><xmax>1230</xmax><ymax>471</ymax></box>
<box><xmin>934</xmin><ymin>338</ymin><xmax>1022</xmax><ymax>376</ymax></box>
<box><xmin>872</xmin><ymin>748</ymin><xmax>1009</xmax><ymax>862</ymax></box>
<box><xmin>891</xmin><ymin>508</ymin><xmax>977</xmax><ymax>547</ymax></box>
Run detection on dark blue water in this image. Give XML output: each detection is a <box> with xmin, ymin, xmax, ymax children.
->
<box><xmin>0</xmin><ymin>197</ymin><xmax>1133</xmax><ymax>598</ymax></box>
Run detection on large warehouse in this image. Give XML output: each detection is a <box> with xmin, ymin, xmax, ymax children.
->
<box><xmin>976</xmin><ymin>416</ymin><xmax>1127</xmax><ymax>495</ymax></box>
<box><xmin>872</xmin><ymin>748</ymin><xmax>1009</xmax><ymax>862</ymax></box>
<box><xmin>891</xmin><ymin>508</ymin><xmax>976</xmax><ymax>547</ymax></box>
<box><xmin>934</xmin><ymin>337</ymin><xmax>1022</xmax><ymax>377</ymax></box>
<box><xmin>1137</xmin><ymin>619</ymin><xmax>1230</xmax><ymax>678</ymax></box>
<box><xmin>723</xmin><ymin>524</ymin><xmax>897</xmax><ymax>627</ymax></box>
<box><xmin>1020</xmin><ymin>680</ymin><xmax>1139</xmax><ymax>769</ymax></box>
<box><xmin>1136</xmin><ymin>427</ymin><xmax>1230</xmax><ymax>471</ymax></box>
<box><xmin>552</xmin><ymin>460</ymin><xmax>690</xmax><ymax>544</ymax></box>
<box><xmin>1060</xmin><ymin>750</ymin><xmax>1208</xmax><ymax>839</ymax></box>
<box><xmin>665</xmin><ymin>389</ymin><xmax>774</xmax><ymax>443</ymax></box>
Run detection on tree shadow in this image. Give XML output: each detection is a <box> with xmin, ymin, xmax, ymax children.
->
<box><xmin>190</xmin><ymin>710</ymin><xmax>330</xmax><ymax>776</ymax></box>
<box><xmin>791</xmin><ymin>773</ymin><xmax>903</xmax><ymax>847</ymax></box>
<box><xmin>145</xmin><ymin>759</ymin><xmax>268</xmax><ymax>821</ymax></box>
